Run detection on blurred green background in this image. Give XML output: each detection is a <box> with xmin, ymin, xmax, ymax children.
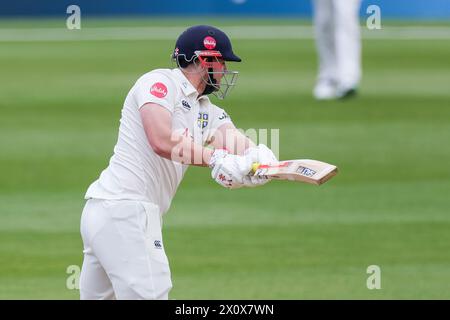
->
<box><xmin>0</xmin><ymin>18</ymin><xmax>450</xmax><ymax>299</ymax></box>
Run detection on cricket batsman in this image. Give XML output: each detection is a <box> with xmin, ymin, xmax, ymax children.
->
<box><xmin>79</xmin><ymin>25</ymin><xmax>277</xmax><ymax>300</ymax></box>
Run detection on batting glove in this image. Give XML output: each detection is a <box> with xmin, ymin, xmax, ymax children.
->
<box><xmin>243</xmin><ymin>144</ymin><xmax>278</xmax><ymax>187</ymax></box>
<box><xmin>209</xmin><ymin>149</ymin><xmax>253</xmax><ymax>189</ymax></box>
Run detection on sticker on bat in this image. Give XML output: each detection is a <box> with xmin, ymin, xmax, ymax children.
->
<box><xmin>297</xmin><ymin>166</ymin><xmax>316</xmax><ymax>177</ymax></box>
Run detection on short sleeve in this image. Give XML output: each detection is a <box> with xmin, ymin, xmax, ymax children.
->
<box><xmin>209</xmin><ymin>105</ymin><xmax>233</xmax><ymax>130</ymax></box>
<box><xmin>134</xmin><ymin>72</ymin><xmax>177</xmax><ymax>113</ymax></box>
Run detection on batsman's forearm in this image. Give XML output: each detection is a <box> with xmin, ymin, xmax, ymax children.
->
<box><xmin>154</xmin><ymin>133</ymin><xmax>213</xmax><ymax>167</ymax></box>
<box><xmin>210</xmin><ymin>124</ymin><xmax>256</xmax><ymax>156</ymax></box>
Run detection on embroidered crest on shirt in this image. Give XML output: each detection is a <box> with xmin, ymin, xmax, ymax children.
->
<box><xmin>197</xmin><ymin>112</ymin><xmax>209</xmax><ymax>129</ymax></box>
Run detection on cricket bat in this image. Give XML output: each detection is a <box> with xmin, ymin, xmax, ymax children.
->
<box><xmin>251</xmin><ymin>159</ymin><xmax>338</xmax><ymax>185</ymax></box>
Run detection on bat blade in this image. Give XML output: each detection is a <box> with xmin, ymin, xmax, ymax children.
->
<box><xmin>252</xmin><ymin>159</ymin><xmax>338</xmax><ymax>185</ymax></box>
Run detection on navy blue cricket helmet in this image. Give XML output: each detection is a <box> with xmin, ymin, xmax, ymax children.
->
<box><xmin>172</xmin><ymin>25</ymin><xmax>241</xmax><ymax>99</ymax></box>
<box><xmin>172</xmin><ymin>25</ymin><xmax>241</xmax><ymax>66</ymax></box>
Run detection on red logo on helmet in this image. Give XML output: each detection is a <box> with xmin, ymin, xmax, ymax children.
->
<box><xmin>150</xmin><ymin>82</ymin><xmax>168</xmax><ymax>98</ymax></box>
<box><xmin>203</xmin><ymin>36</ymin><xmax>216</xmax><ymax>50</ymax></box>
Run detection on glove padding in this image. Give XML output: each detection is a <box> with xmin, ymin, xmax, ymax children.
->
<box><xmin>242</xmin><ymin>144</ymin><xmax>278</xmax><ymax>187</ymax></box>
<box><xmin>210</xmin><ymin>149</ymin><xmax>253</xmax><ymax>189</ymax></box>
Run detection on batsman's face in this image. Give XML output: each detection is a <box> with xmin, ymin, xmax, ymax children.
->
<box><xmin>205</xmin><ymin>58</ymin><xmax>226</xmax><ymax>85</ymax></box>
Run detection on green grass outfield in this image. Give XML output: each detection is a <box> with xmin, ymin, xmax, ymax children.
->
<box><xmin>1</xmin><ymin>18</ymin><xmax>450</xmax><ymax>299</ymax></box>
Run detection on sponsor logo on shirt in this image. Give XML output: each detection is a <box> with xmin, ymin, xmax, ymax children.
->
<box><xmin>218</xmin><ymin>111</ymin><xmax>229</xmax><ymax>120</ymax></box>
<box><xmin>198</xmin><ymin>112</ymin><xmax>209</xmax><ymax>128</ymax></box>
<box><xmin>203</xmin><ymin>36</ymin><xmax>216</xmax><ymax>50</ymax></box>
<box><xmin>154</xmin><ymin>240</ymin><xmax>162</xmax><ymax>249</ymax></box>
<box><xmin>181</xmin><ymin>100</ymin><xmax>191</xmax><ymax>111</ymax></box>
<box><xmin>150</xmin><ymin>82</ymin><xmax>168</xmax><ymax>98</ymax></box>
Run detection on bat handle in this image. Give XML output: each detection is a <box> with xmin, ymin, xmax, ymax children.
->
<box><xmin>251</xmin><ymin>162</ymin><xmax>261</xmax><ymax>174</ymax></box>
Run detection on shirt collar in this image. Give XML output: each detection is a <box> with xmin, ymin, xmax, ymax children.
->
<box><xmin>172</xmin><ymin>68</ymin><xmax>210</xmax><ymax>103</ymax></box>
<box><xmin>172</xmin><ymin>68</ymin><xmax>198</xmax><ymax>97</ymax></box>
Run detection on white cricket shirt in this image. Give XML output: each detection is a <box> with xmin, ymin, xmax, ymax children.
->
<box><xmin>85</xmin><ymin>68</ymin><xmax>233</xmax><ymax>214</ymax></box>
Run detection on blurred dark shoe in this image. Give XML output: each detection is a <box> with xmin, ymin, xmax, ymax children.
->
<box><xmin>337</xmin><ymin>88</ymin><xmax>358</xmax><ymax>100</ymax></box>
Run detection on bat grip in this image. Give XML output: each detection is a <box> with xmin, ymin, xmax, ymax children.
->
<box><xmin>251</xmin><ymin>162</ymin><xmax>261</xmax><ymax>174</ymax></box>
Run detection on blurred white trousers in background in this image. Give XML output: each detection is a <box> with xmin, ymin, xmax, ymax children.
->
<box><xmin>313</xmin><ymin>0</ymin><xmax>362</xmax><ymax>99</ymax></box>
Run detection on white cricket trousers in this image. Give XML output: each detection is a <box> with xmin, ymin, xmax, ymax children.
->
<box><xmin>79</xmin><ymin>199</ymin><xmax>172</xmax><ymax>300</ymax></box>
<box><xmin>313</xmin><ymin>0</ymin><xmax>362</xmax><ymax>88</ymax></box>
